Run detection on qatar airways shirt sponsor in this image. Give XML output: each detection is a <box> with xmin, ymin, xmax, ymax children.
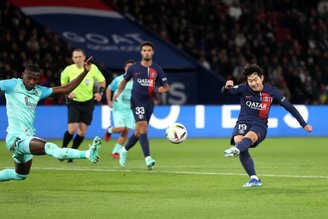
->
<box><xmin>137</xmin><ymin>78</ymin><xmax>155</xmax><ymax>87</ymax></box>
<box><xmin>245</xmin><ymin>96</ymin><xmax>273</xmax><ymax>110</ymax></box>
<box><xmin>245</xmin><ymin>101</ymin><xmax>269</xmax><ymax>110</ymax></box>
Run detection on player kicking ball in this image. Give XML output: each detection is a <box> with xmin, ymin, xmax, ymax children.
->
<box><xmin>222</xmin><ymin>64</ymin><xmax>312</xmax><ymax>187</ymax></box>
<box><xmin>0</xmin><ymin>58</ymin><xmax>101</xmax><ymax>182</ymax></box>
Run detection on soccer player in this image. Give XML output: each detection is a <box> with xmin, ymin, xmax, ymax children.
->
<box><xmin>113</xmin><ymin>41</ymin><xmax>170</xmax><ymax>169</ymax></box>
<box><xmin>60</xmin><ymin>49</ymin><xmax>106</xmax><ymax>163</ymax></box>
<box><xmin>222</xmin><ymin>64</ymin><xmax>312</xmax><ymax>187</ymax></box>
<box><xmin>0</xmin><ymin>61</ymin><xmax>101</xmax><ymax>182</ymax></box>
<box><xmin>105</xmin><ymin>59</ymin><xmax>136</xmax><ymax>159</ymax></box>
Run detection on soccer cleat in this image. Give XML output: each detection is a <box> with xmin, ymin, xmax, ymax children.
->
<box><xmin>119</xmin><ymin>150</ymin><xmax>127</xmax><ymax>167</ymax></box>
<box><xmin>67</xmin><ymin>159</ymin><xmax>73</xmax><ymax>163</ymax></box>
<box><xmin>145</xmin><ymin>157</ymin><xmax>156</xmax><ymax>170</ymax></box>
<box><xmin>104</xmin><ymin>126</ymin><xmax>111</xmax><ymax>142</ymax></box>
<box><xmin>88</xmin><ymin>136</ymin><xmax>101</xmax><ymax>163</ymax></box>
<box><xmin>224</xmin><ymin>146</ymin><xmax>240</xmax><ymax>157</ymax></box>
<box><xmin>112</xmin><ymin>144</ymin><xmax>122</xmax><ymax>159</ymax></box>
<box><xmin>112</xmin><ymin>153</ymin><xmax>120</xmax><ymax>159</ymax></box>
<box><xmin>243</xmin><ymin>178</ymin><xmax>262</xmax><ymax>187</ymax></box>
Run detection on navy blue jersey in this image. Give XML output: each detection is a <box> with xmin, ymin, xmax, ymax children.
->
<box><xmin>222</xmin><ymin>83</ymin><xmax>307</xmax><ymax>128</ymax></box>
<box><xmin>124</xmin><ymin>62</ymin><xmax>168</xmax><ymax>105</ymax></box>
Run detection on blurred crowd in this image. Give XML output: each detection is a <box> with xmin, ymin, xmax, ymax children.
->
<box><xmin>0</xmin><ymin>0</ymin><xmax>113</xmax><ymax>105</ymax></box>
<box><xmin>0</xmin><ymin>0</ymin><xmax>73</xmax><ymax>104</ymax></box>
<box><xmin>109</xmin><ymin>0</ymin><xmax>328</xmax><ymax>104</ymax></box>
<box><xmin>1</xmin><ymin>0</ymin><xmax>328</xmax><ymax>105</ymax></box>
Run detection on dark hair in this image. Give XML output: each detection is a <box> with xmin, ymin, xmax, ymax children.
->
<box><xmin>242</xmin><ymin>64</ymin><xmax>263</xmax><ymax>77</ymax></box>
<box><xmin>72</xmin><ymin>48</ymin><xmax>86</xmax><ymax>56</ymax></box>
<box><xmin>139</xmin><ymin>41</ymin><xmax>154</xmax><ymax>51</ymax></box>
<box><xmin>24</xmin><ymin>64</ymin><xmax>40</xmax><ymax>74</ymax></box>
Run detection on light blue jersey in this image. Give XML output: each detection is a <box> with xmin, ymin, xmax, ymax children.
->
<box><xmin>0</xmin><ymin>78</ymin><xmax>53</xmax><ymax>139</ymax></box>
<box><xmin>108</xmin><ymin>74</ymin><xmax>133</xmax><ymax>110</ymax></box>
<box><xmin>107</xmin><ymin>75</ymin><xmax>135</xmax><ymax>129</ymax></box>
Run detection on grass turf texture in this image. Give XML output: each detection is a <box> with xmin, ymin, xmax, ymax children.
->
<box><xmin>0</xmin><ymin>137</ymin><xmax>327</xmax><ymax>219</ymax></box>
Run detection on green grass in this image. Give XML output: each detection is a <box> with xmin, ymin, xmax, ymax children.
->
<box><xmin>0</xmin><ymin>137</ymin><xmax>328</xmax><ymax>219</ymax></box>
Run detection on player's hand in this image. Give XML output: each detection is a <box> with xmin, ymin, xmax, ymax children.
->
<box><xmin>113</xmin><ymin>93</ymin><xmax>120</xmax><ymax>101</ymax></box>
<box><xmin>158</xmin><ymin>84</ymin><xmax>170</xmax><ymax>93</ymax></box>
<box><xmin>108</xmin><ymin>101</ymin><xmax>113</xmax><ymax>108</ymax></box>
<box><xmin>158</xmin><ymin>86</ymin><xmax>166</xmax><ymax>93</ymax></box>
<box><xmin>94</xmin><ymin>92</ymin><xmax>102</xmax><ymax>102</ymax></box>
<box><xmin>304</xmin><ymin>125</ymin><xmax>312</xmax><ymax>132</ymax></box>
<box><xmin>83</xmin><ymin>56</ymin><xmax>93</xmax><ymax>72</ymax></box>
<box><xmin>225</xmin><ymin>80</ymin><xmax>234</xmax><ymax>89</ymax></box>
<box><xmin>68</xmin><ymin>92</ymin><xmax>76</xmax><ymax>99</ymax></box>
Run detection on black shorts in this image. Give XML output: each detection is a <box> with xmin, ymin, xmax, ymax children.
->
<box><xmin>230</xmin><ymin>122</ymin><xmax>267</xmax><ymax>147</ymax></box>
<box><xmin>131</xmin><ymin>101</ymin><xmax>154</xmax><ymax>123</ymax></box>
<box><xmin>67</xmin><ymin>99</ymin><xmax>94</xmax><ymax>125</ymax></box>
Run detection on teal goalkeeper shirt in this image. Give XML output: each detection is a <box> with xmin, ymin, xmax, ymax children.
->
<box><xmin>0</xmin><ymin>78</ymin><xmax>53</xmax><ymax>137</ymax></box>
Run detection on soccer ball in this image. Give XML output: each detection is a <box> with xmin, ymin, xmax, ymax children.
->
<box><xmin>166</xmin><ymin>122</ymin><xmax>187</xmax><ymax>144</ymax></box>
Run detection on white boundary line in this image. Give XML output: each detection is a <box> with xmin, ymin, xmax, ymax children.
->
<box><xmin>11</xmin><ymin>166</ymin><xmax>328</xmax><ymax>179</ymax></box>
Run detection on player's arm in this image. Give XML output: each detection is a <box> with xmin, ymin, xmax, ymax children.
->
<box><xmin>106</xmin><ymin>86</ymin><xmax>113</xmax><ymax>107</ymax></box>
<box><xmin>52</xmin><ymin>57</ymin><xmax>92</xmax><ymax>95</ymax></box>
<box><xmin>94</xmin><ymin>80</ymin><xmax>106</xmax><ymax>102</ymax></box>
<box><xmin>221</xmin><ymin>80</ymin><xmax>234</xmax><ymax>94</ymax></box>
<box><xmin>113</xmin><ymin>79</ymin><xmax>127</xmax><ymax>101</ymax></box>
<box><xmin>280</xmin><ymin>99</ymin><xmax>312</xmax><ymax>132</ymax></box>
<box><xmin>221</xmin><ymin>80</ymin><xmax>243</xmax><ymax>95</ymax></box>
<box><xmin>0</xmin><ymin>79</ymin><xmax>18</xmax><ymax>93</ymax></box>
<box><xmin>158</xmin><ymin>83</ymin><xmax>170</xmax><ymax>93</ymax></box>
<box><xmin>60</xmin><ymin>67</ymin><xmax>76</xmax><ymax>100</ymax></box>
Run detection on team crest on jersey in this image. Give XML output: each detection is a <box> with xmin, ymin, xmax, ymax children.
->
<box><xmin>149</xmin><ymin>72</ymin><xmax>157</xmax><ymax>78</ymax></box>
<box><xmin>84</xmin><ymin>79</ymin><xmax>90</xmax><ymax>85</ymax></box>
<box><xmin>263</xmin><ymin>96</ymin><xmax>271</xmax><ymax>102</ymax></box>
<box><xmin>148</xmin><ymin>68</ymin><xmax>157</xmax><ymax>78</ymax></box>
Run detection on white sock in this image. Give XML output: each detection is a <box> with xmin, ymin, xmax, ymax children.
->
<box><xmin>86</xmin><ymin>150</ymin><xmax>90</xmax><ymax>159</ymax></box>
<box><xmin>250</xmin><ymin>175</ymin><xmax>259</xmax><ymax>180</ymax></box>
<box><xmin>145</xmin><ymin>156</ymin><xmax>151</xmax><ymax>161</ymax></box>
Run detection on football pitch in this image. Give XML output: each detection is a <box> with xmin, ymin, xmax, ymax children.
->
<box><xmin>0</xmin><ymin>137</ymin><xmax>327</xmax><ymax>219</ymax></box>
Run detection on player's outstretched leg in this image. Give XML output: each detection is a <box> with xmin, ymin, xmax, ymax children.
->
<box><xmin>0</xmin><ymin>169</ymin><xmax>28</xmax><ymax>182</ymax></box>
<box><xmin>88</xmin><ymin>136</ymin><xmax>101</xmax><ymax>163</ymax></box>
<box><xmin>45</xmin><ymin>137</ymin><xmax>101</xmax><ymax>163</ymax></box>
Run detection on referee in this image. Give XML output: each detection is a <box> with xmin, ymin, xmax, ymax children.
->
<box><xmin>60</xmin><ymin>48</ymin><xmax>106</xmax><ymax>162</ymax></box>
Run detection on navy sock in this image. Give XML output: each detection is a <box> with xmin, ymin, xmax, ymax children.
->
<box><xmin>62</xmin><ymin>131</ymin><xmax>73</xmax><ymax>148</ymax></box>
<box><xmin>239</xmin><ymin>150</ymin><xmax>256</xmax><ymax>176</ymax></box>
<box><xmin>72</xmin><ymin>135</ymin><xmax>84</xmax><ymax>149</ymax></box>
<box><xmin>139</xmin><ymin>133</ymin><xmax>150</xmax><ymax>157</ymax></box>
<box><xmin>125</xmin><ymin>134</ymin><xmax>139</xmax><ymax>151</ymax></box>
<box><xmin>235</xmin><ymin>137</ymin><xmax>252</xmax><ymax>153</ymax></box>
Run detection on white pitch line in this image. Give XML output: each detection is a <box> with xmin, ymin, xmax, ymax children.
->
<box><xmin>15</xmin><ymin>166</ymin><xmax>328</xmax><ymax>179</ymax></box>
